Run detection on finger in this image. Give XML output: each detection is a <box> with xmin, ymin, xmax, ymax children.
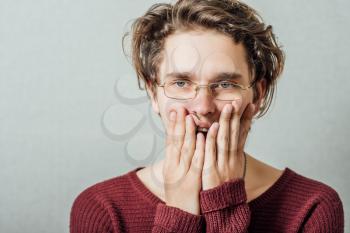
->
<box><xmin>189</xmin><ymin>132</ymin><xmax>205</xmax><ymax>178</ymax></box>
<box><xmin>165</xmin><ymin>110</ymin><xmax>178</xmax><ymax>168</ymax></box>
<box><xmin>166</xmin><ymin>110</ymin><xmax>177</xmax><ymax>145</ymax></box>
<box><xmin>204</xmin><ymin>122</ymin><xmax>219</xmax><ymax>173</ymax></box>
<box><xmin>216</xmin><ymin>104</ymin><xmax>232</xmax><ymax>170</ymax></box>
<box><xmin>237</xmin><ymin>103</ymin><xmax>256</xmax><ymax>153</ymax></box>
<box><xmin>180</xmin><ymin>114</ymin><xmax>196</xmax><ymax>171</ymax></box>
<box><xmin>228</xmin><ymin>99</ymin><xmax>242</xmax><ymax>157</ymax></box>
<box><xmin>172</xmin><ymin>107</ymin><xmax>186</xmax><ymax>165</ymax></box>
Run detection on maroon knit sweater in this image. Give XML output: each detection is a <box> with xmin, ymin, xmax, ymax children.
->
<box><xmin>70</xmin><ymin>166</ymin><xmax>344</xmax><ymax>233</ymax></box>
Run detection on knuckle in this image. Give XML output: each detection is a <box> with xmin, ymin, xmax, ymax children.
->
<box><xmin>173</xmin><ymin>134</ymin><xmax>183</xmax><ymax>145</ymax></box>
<box><xmin>181</xmin><ymin>147</ymin><xmax>189</xmax><ymax>155</ymax></box>
<box><xmin>230</xmin><ymin>126</ymin><xmax>239</xmax><ymax>135</ymax></box>
<box><xmin>217</xmin><ymin>142</ymin><xmax>227</xmax><ymax>152</ymax></box>
<box><xmin>218</xmin><ymin>134</ymin><xmax>228</xmax><ymax>143</ymax></box>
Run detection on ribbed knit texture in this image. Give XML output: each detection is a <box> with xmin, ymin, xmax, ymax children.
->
<box><xmin>69</xmin><ymin>167</ymin><xmax>344</xmax><ymax>233</ymax></box>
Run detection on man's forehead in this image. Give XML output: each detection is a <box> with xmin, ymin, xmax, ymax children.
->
<box><xmin>158</xmin><ymin>30</ymin><xmax>249</xmax><ymax>82</ymax></box>
<box><xmin>160</xmin><ymin>49</ymin><xmax>247</xmax><ymax>80</ymax></box>
<box><xmin>162</xmin><ymin>30</ymin><xmax>247</xmax><ymax>63</ymax></box>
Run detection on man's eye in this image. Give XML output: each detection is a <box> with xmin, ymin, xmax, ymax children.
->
<box><xmin>217</xmin><ymin>81</ymin><xmax>238</xmax><ymax>89</ymax></box>
<box><xmin>172</xmin><ymin>80</ymin><xmax>190</xmax><ymax>88</ymax></box>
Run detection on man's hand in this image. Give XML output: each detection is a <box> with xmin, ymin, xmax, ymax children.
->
<box><xmin>202</xmin><ymin>100</ymin><xmax>256</xmax><ymax>190</ymax></box>
<box><xmin>162</xmin><ymin>107</ymin><xmax>205</xmax><ymax>215</ymax></box>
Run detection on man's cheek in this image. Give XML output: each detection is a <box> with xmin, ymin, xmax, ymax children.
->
<box><xmin>164</xmin><ymin>101</ymin><xmax>189</xmax><ymax>118</ymax></box>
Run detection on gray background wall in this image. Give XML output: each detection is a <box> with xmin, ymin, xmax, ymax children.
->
<box><xmin>0</xmin><ymin>0</ymin><xmax>349</xmax><ymax>232</ymax></box>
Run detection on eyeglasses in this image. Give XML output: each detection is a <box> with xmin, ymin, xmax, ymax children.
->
<box><xmin>156</xmin><ymin>79</ymin><xmax>256</xmax><ymax>101</ymax></box>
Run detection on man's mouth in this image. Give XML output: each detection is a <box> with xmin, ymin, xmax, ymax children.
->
<box><xmin>196</xmin><ymin>127</ymin><xmax>209</xmax><ymax>137</ymax></box>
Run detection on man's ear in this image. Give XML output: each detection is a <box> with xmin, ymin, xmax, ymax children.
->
<box><xmin>253</xmin><ymin>79</ymin><xmax>266</xmax><ymax>116</ymax></box>
<box><xmin>146</xmin><ymin>82</ymin><xmax>160</xmax><ymax>115</ymax></box>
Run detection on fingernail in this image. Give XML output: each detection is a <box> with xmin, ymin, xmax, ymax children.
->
<box><xmin>177</xmin><ymin>108</ymin><xmax>185</xmax><ymax>120</ymax></box>
<box><xmin>170</xmin><ymin>111</ymin><xmax>176</xmax><ymax>121</ymax></box>
<box><xmin>186</xmin><ymin>114</ymin><xmax>192</xmax><ymax>123</ymax></box>
<box><xmin>232</xmin><ymin>99</ymin><xmax>242</xmax><ymax>109</ymax></box>
<box><xmin>212</xmin><ymin>122</ymin><xmax>219</xmax><ymax>130</ymax></box>
<box><xmin>191</xmin><ymin>111</ymin><xmax>200</xmax><ymax>120</ymax></box>
<box><xmin>224</xmin><ymin>104</ymin><xmax>232</xmax><ymax>113</ymax></box>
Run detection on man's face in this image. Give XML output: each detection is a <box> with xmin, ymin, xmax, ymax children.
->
<box><xmin>149</xmin><ymin>29</ymin><xmax>265</xmax><ymax>132</ymax></box>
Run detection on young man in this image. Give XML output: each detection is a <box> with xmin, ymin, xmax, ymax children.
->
<box><xmin>70</xmin><ymin>0</ymin><xmax>344</xmax><ymax>232</ymax></box>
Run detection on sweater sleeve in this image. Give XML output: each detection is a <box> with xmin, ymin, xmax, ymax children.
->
<box><xmin>199</xmin><ymin>178</ymin><xmax>250</xmax><ymax>233</ymax></box>
<box><xmin>152</xmin><ymin>203</ymin><xmax>204</xmax><ymax>233</ymax></box>
<box><xmin>301</xmin><ymin>190</ymin><xmax>344</xmax><ymax>233</ymax></box>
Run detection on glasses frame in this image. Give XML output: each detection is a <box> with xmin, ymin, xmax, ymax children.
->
<box><xmin>156</xmin><ymin>79</ymin><xmax>257</xmax><ymax>101</ymax></box>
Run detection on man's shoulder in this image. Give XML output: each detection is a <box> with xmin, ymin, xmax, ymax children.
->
<box><xmin>286</xmin><ymin>168</ymin><xmax>342</xmax><ymax>203</ymax></box>
<box><xmin>71</xmin><ymin>168</ymin><xmax>137</xmax><ymax>208</ymax></box>
<box><xmin>69</xmin><ymin>169</ymin><xmax>140</xmax><ymax>232</ymax></box>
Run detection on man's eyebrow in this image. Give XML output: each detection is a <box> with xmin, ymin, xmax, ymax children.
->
<box><xmin>164</xmin><ymin>71</ymin><xmax>243</xmax><ymax>81</ymax></box>
<box><xmin>164</xmin><ymin>72</ymin><xmax>193</xmax><ymax>79</ymax></box>
<box><xmin>213</xmin><ymin>72</ymin><xmax>243</xmax><ymax>81</ymax></box>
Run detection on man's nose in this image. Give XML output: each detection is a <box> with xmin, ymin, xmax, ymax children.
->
<box><xmin>190</xmin><ymin>87</ymin><xmax>216</xmax><ymax>116</ymax></box>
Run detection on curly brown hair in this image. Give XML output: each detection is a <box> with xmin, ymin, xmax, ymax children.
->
<box><xmin>123</xmin><ymin>0</ymin><xmax>285</xmax><ymax>118</ymax></box>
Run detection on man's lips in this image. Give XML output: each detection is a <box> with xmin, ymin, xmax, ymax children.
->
<box><xmin>194</xmin><ymin>123</ymin><xmax>211</xmax><ymax>136</ymax></box>
<box><xmin>189</xmin><ymin>112</ymin><xmax>211</xmax><ymax>135</ymax></box>
<box><xmin>196</xmin><ymin>126</ymin><xmax>209</xmax><ymax>137</ymax></box>
<box><xmin>197</xmin><ymin>127</ymin><xmax>209</xmax><ymax>133</ymax></box>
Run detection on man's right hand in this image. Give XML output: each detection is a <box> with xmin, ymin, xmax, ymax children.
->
<box><xmin>162</xmin><ymin>107</ymin><xmax>205</xmax><ymax>215</ymax></box>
